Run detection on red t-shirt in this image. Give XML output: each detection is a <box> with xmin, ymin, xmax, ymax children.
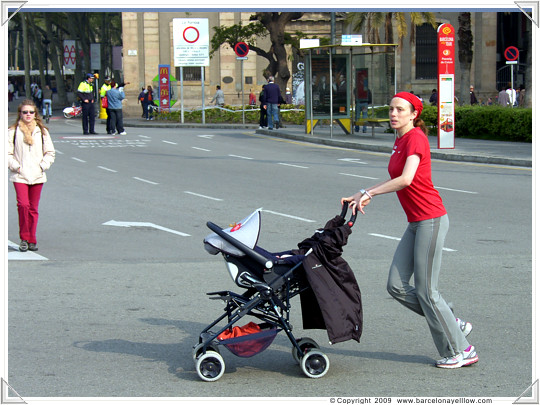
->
<box><xmin>387</xmin><ymin>127</ymin><xmax>447</xmax><ymax>222</ymax></box>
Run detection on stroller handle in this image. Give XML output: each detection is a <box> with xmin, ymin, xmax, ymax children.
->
<box><xmin>340</xmin><ymin>203</ymin><xmax>357</xmax><ymax>228</ymax></box>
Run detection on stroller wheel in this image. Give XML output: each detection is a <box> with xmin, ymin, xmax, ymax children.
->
<box><xmin>301</xmin><ymin>349</ymin><xmax>329</xmax><ymax>379</ymax></box>
<box><xmin>196</xmin><ymin>352</ymin><xmax>225</xmax><ymax>382</ymax></box>
<box><xmin>192</xmin><ymin>342</ymin><xmax>220</xmax><ymax>361</ymax></box>
<box><xmin>292</xmin><ymin>337</ymin><xmax>319</xmax><ymax>364</ymax></box>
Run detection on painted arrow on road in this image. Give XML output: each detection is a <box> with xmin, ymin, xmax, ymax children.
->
<box><xmin>103</xmin><ymin>220</ymin><xmax>191</xmax><ymax>237</ymax></box>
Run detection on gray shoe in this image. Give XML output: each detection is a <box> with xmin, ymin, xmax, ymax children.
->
<box><xmin>19</xmin><ymin>240</ymin><xmax>29</xmax><ymax>252</ymax></box>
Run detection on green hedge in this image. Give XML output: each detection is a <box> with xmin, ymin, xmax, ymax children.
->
<box><xmin>154</xmin><ymin>104</ymin><xmax>531</xmax><ymax>143</ymax></box>
<box><xmin>372</xmin><ymin>105</ymin><xmax>531</xmax><ymax>142</ymax></box>
<box><xmin>155</xmin><ymin>104</ymin><xmax>305</xmax><ymax>126</ymax></box>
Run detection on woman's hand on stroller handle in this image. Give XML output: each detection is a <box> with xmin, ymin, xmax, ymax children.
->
<box><xmin>340</xmin><ymin>201</ymin><xmax>358</xmax><ymax>227</ymax></box>
<box><xmin>342</xmin><ymin>190</ymin><xmax>371</xmax><ymax>216</ymax></box>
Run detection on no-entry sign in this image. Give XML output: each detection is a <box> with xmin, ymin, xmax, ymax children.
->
<box><xmin>504</xmin><ymin>46</ymin><xmax>519</xmax><ymax>61</ymax></box>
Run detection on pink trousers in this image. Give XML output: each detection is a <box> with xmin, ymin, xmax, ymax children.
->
<box><xmin>13</xmin><ymin>182</ymin><xmax>43</xmax><ymax>244</ymax></box>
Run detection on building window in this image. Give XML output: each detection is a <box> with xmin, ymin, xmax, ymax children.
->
<box><xmin>415</xmin><ymin>23</ymin><xmax>438</xmax><ymax>80</ymax></box>
<box><xmin>175</xmin><ymin>67</ymin><xmax>202</xmax><ymax>81</ymax></box>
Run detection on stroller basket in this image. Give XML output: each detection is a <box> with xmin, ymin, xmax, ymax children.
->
<box><xmin>217</xmin><ymin>323</ymin><xmax>280</xmax><ymax>357</ymax></box>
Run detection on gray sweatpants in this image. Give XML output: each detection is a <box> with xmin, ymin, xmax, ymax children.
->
<box><xmin>386</xmin><ymin>214</ymin><xmax>469</xmax><ymax>357</ymax></box>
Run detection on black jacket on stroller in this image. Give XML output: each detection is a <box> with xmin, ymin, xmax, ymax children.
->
<box><xmin>288</xmin><ymin>214</ymin><xmax>363</xmax><ymax>345</ymax></box>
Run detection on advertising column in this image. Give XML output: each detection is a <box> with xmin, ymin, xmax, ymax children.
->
<box><xmin>437</xmin><ymin>23</ymin><xmax>455</xmax><ymax>149</ymax></box>
<box><xmin>158</xmin><ymin>65</ymin><xmax>171</xmax><ymax>111</ymax></box>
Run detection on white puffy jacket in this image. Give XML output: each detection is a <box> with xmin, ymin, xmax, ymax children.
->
<box><xmin>7</xmin><ymin>125</ymin><xmax>55</xmax><ymax>185</ymax></box>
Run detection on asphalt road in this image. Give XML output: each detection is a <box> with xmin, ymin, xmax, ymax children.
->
<box><xmin>5</xmin><ymin>117</ymin><xmax>533</xmax><ymax>402</ymax></box>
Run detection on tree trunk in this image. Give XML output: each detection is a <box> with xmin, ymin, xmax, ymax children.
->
<box><xmin>22</xmin><ymin>14</ymin><xmax>31</xmax><ymax>98</ymax></box>
<box><xmin>44</xmin><ymin>12</ymin><xmax>68</xmax><ymax>106</ymax></box>
<box><xmin>254</xmin><ymin>12</ymin><xmax>304</xmax><ymax>92</ymax></box>
<box><xmin>524</xmin><ymin>17</ymin><xmax>532</xmax><ymax>108</ymax></box>
<box><xmin>457</xmin><ymin>12</ymin><xmax>473</xmax><ymax>106</ymax></box>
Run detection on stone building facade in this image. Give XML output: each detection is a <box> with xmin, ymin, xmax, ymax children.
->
<box><xmin>121</xmin><ymin>11</ymin><xmax>527</xmax><ymax>117</ymax></box>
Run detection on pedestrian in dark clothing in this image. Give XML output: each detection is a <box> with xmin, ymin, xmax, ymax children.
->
<box><xmin>263</xmin><ymin>76</ymin><xmax>281</xmax><ymax>130</ymax></box>
<box><xmin>77</xmin><ymin>73</ymin><xmax>97</xmax><ymax>134</ymax></box>
<box><xmin>259</xmin><ymin>85</ymin><xmax>267</xmax><ymax>129</ymax></box>
<box><xmin>429</xmin><ymin>89</ymin><xmax>438</xmax><ymax>106</ymax></box>
<box><xmin>138</xmin><ymin>87</ymin><xmax>146</xmax><ymax>118</ymax></box>
<box><xmin>470</xmin><ymin>86</ymin><xmax>478</xmax><ymax>105</ymax></box>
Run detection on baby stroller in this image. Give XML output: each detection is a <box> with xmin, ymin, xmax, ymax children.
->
<box><xmin>195</xmin><ymin>206</ymin><xmax>363</xmax><ymax>381</ymax></box>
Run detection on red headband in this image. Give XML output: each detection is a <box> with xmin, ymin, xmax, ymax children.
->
<box><xmin>394</xmin><ymin>92</ymin><xmax>423</xmax><ymax>117</ymax></box>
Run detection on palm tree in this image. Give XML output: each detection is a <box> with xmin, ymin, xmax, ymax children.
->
<box><xmin>345</xmin><ymin>12</ymin><xmax>436</xmax><ymax>48</ymax></box>
<box><xmin>344</xmin><ymin>12</ymin><xmax>436</xmax><ymax>98</ymax></box>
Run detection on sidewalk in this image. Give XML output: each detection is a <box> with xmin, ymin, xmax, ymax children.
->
<box><xmin>6</xmin><ymin>98</ymin><xmax>532</xmax><ymax>168</ymax></box>
<box><xmin>121</xmin><ymin>117</ymin><xmax>532</xmax><ymax>168</ymax></box>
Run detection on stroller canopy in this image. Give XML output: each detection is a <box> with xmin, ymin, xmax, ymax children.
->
<box><xmin>204</xmin><ymin>208</ymin><xmax>262</xmax><ymax>257</ymax></box>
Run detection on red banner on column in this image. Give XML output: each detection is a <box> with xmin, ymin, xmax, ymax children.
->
<box><xmin>437</xmin><ymin>23</ymin><xmax>455</xmax><ymax>149</ymax></box>
<box><xmin>159</xmin><ymin>64</ymin><xmax>171</xmax><ymax>111</ymax></box>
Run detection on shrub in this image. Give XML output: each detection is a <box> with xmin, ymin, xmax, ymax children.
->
<box><xmin>152</xmin><ymin>104</ymin><xmax>531</xmax><ymax>142</ymax></box>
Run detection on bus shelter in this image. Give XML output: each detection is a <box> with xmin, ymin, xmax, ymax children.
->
<box><xmin>303</xmin><ymin>43</ymin><xmax>397</xmax><ymax>136</ymax></box>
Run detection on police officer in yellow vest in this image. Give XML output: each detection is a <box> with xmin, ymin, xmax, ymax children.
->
<box><xmin>77</xmin><ymin>73</ymin><xmax>97</xmax><ymax>134</ymax></box>
<box><xmin>100</xmin><ymin>77</ymin><xmax>112</xmax><ymax>134</ymax></box>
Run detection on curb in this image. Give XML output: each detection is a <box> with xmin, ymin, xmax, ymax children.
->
<box><xmin>255</xmin><ymin>129</ymin><xmax>532</xmax><ymax>168</ymax></box>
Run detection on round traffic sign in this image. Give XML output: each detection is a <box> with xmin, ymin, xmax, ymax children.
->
<box><xmin>183</xmin><ymin>26</ymin><xmax>200</xmax><ymax>43</ymax></box>
<box><xmin>234</xmin><ymin>42</ymin><xmax>249</xmax><ymax>58</ymax></box>
<box><xmin>504</xmin><ymin>46</ymin><xmax>519</xmax><ymax>61</ymax></box>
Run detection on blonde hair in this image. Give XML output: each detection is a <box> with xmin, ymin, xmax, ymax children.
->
<box><xmin>9</xmin><ymin>99</ymin><xmax>47</xmax><ymax>134</ymax></box>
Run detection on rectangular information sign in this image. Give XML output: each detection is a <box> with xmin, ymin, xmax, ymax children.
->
<box><xmin>437</xmin><ymin>23</ymin><xmax>455</xmax><ymax>149</ymax></box>
<box><xmin>173</xmin><ymin>18</ymin><xmax>209</xmax><ymax>67</ymax></box>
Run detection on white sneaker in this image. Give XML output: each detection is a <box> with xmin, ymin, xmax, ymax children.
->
<box><xmin>436</xmin><ymin>345</ymin><xmax>478</xmax><ymax>369</ymax></box>
<box><xmin>118</xmin><ymin>131</ymin><xmax>127</xmax><ymax>135</ymax></box>
<box><xmin>456</xmin><ymin>318</ymin><xmax>472</xmax><ymax>337</ymax></box>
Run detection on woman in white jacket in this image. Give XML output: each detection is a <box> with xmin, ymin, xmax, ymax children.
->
<box><xmin>8</xmin><ymin>99</ymin><xmax>55</xmax><ymax>252</ymax></box>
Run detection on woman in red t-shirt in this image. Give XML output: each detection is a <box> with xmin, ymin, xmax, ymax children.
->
<box><xmin>341</xmin><ymin>92</ymin><xmax>478</xmax><ymax>369</ymax></box>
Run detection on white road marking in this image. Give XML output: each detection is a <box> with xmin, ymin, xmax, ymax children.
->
<box><xmin>369</xmin><ymin>233</ymin><xmax>457</xmax><ymax>252</ymax></box>
<box><xmin>98</xmin><ymin>166</ymin><xmax>117</xmax><ymax>173</ymax></box>
<box><xmin>229</xmin><ymin>154</ymin><xmax>253</xmax><ymax>160</ymax></box>
<box><xmin>103</xmin><ymin>220</ymin><xmax>190</xmax><ymax>237</ymax></box>
<box><xmin>61</xmin><ymin>135</ymin><xmax>116</xmax><ymax>140</ymax></box>
<box><xmin>278</xmin><ymin>163</ymin><xmax>308</xmax><ymax>169</ymax></box>
<box><xmin>261</xmin><ymin>210</ymin><xmax>316</xmax><ymax>223</ymax></box>
<box><xmin>133</xmin><ymin>177</ymin><xmax>159</xmax><ymax>185</ymax></box>
<box><xmin>339</xmin><ymin>172</ymin><xmax>379</xmax><ymax>180</ymax></box>
<box><xmin>184</xmin><ymin>191</ymin><xmax>223</xmax><ymax>201</ymax></box>
<box><xmin>198</xmin><ymin>135</ymin><xmax>214</xmax><ymax>139</ymax></box>
<box><xmin>435</xmin><ymin>186</ymin><xmax>478</xmax><ymax>194</ymax></box>
<box><xmin>339</xmin><ymin>158</ymin><xmax>368</xmax><ymax>165</ymax></box>
<box><xmin>7</xmin><ymin>240</ymin><xmax>48</xmax><ymax>261</ymax></box>
<box><xmin>162</xmin><ymin>140</ymin><xmax>177</xmax><ymax>145</ymax></box>
<box><xmin>72</xmin><ymin>157</ymin><xmax>86</xmax><ymax>163</ymax></box>
<box><xmin>139</xmin><ymin>135</ymin><xmax>151</xmax><ymax>139</ymax></box>
<box><xmin>192</xmin><ymin>147</ymin><xmax>211</xmax><ymax>152</ymax></box>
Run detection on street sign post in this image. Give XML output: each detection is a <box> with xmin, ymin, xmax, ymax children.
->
<box><xmin>173</xmin><ymin>18</ymin><xmax>210</xmax><ymax>123</ymax></box>
<box><xmin>234</xmin><ymin>42</ymin><xmax>250</xmax><ymax>124</ymax></box>
<box><xmin>437</xmin><ymin>23</ymin><xmax>456</xmax><ymax>149</ymax></box>
<box><xmin>504</xmin><ymin>46</ymin><xmax>519</xmax><ymax>108</ymax></box>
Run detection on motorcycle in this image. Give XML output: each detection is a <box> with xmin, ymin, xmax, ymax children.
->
<box><xmin>63</xmin><ymin>104</ymin><xmax>82</xmax><ymax>119</ymax></box>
